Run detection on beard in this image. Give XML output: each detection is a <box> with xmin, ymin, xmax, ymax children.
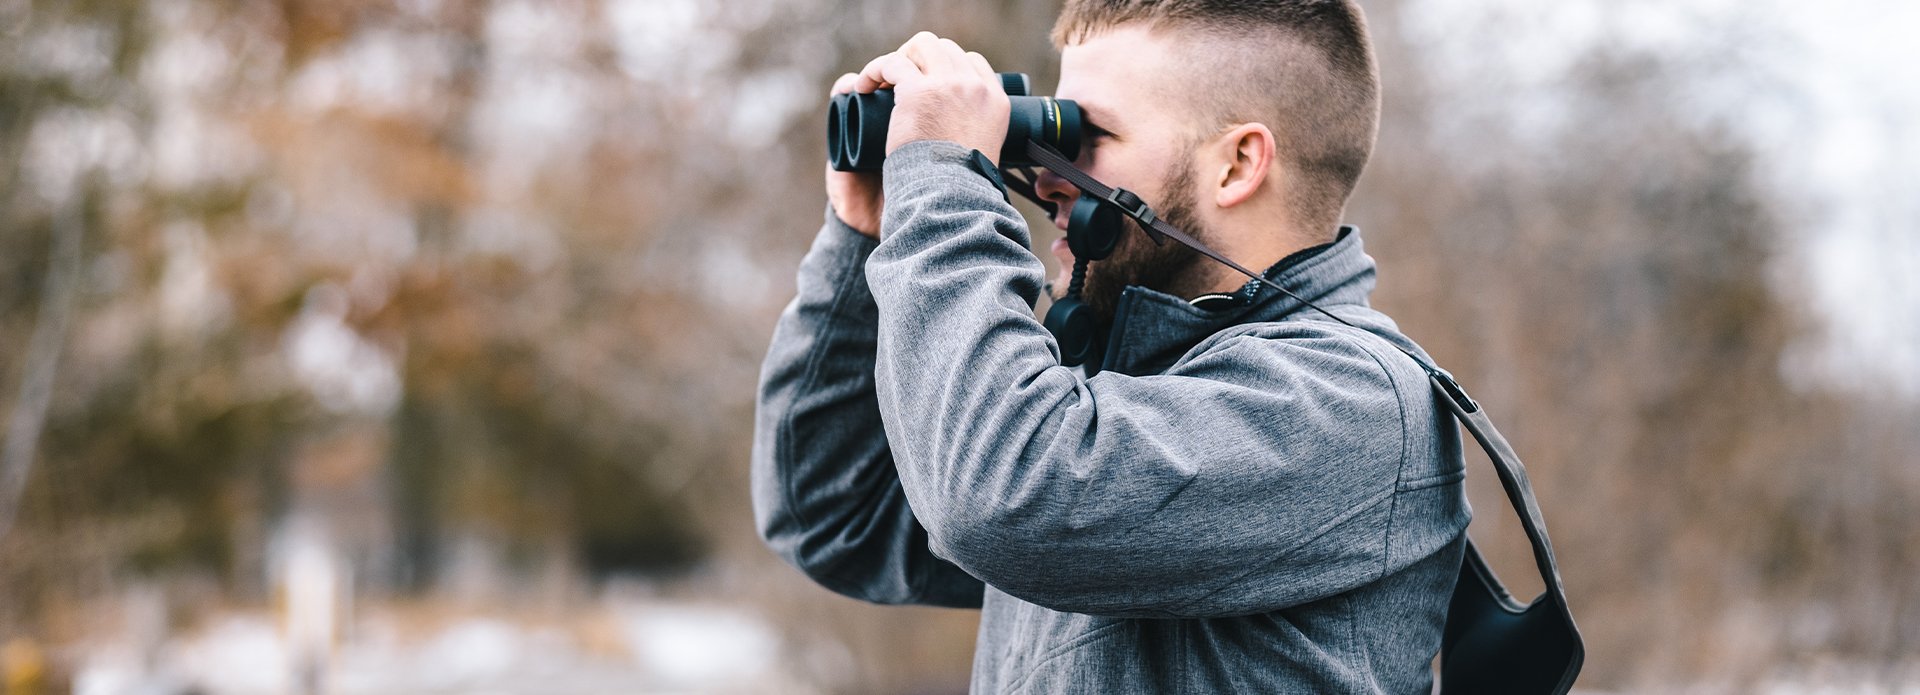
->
<box><xmin>1078</xmin><ymin>162</ymin><xmax>1212</xmax><ymax>324</ymax></box>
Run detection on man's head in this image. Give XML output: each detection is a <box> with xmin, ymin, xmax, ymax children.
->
<box><xmin>1035</xmin><ymin>0</ymin><xmax>1380</xmax><ymax>318</ymax></box>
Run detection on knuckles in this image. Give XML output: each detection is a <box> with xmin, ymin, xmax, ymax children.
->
<box><xmin>871</xmin><ymin>34</ymin><xmax>1008</xmax><ymax>151</ymax></box>
<box><xmin>897</xmin><ymin>80</ymin><xmax>1004</xmax><ymax>116</ymax></box>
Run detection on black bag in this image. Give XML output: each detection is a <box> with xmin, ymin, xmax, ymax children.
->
<box><xmin>1428</xmin><ymin>374</ymin><xmax>1585</xmax><ymax>694</ymax></box>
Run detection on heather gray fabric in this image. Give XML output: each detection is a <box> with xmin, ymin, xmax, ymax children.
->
<box><xmin>753</xmin><ymin>140</ymin><xmax>1470</xmax><ymax>693</ymax></box>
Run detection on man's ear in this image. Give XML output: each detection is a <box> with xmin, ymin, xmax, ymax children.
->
<box><xmin>1211</xmin><ymin>123</ymin><xmax>1275</xmax><ymax>209</ymax></box>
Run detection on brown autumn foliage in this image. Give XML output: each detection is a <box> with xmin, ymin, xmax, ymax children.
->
<box><xmin>0</xmin><ymin>0</ymin><xmax>1913</xmax><ymax>691</ymax></box>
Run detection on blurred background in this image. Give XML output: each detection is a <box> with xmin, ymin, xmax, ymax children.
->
<box><xmin>1</xmin><ymin>0</ymin><xmax>1915</xmax><ymax>692</ymax></box>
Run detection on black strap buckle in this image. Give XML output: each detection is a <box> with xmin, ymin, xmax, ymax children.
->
<box><xmin>1428</xmin><ymin>369</ymin><xmax>1481</xmax><ymax>413</ymax></box>
<box><xmin>1105</xmin><ymin>187</ymin><xmax>1156</xmax><ymax>227</ymax></box>
<box><xmin>968</xmin><ymin>149</ymin><xmax>1010</xmax><ymax>203</ymax></box>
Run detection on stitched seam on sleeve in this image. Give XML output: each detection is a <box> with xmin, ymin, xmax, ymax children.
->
<box><xmin>1290</xmin><ymin>316</ymin><xmax>1417</xmax><ymax>581</ymax></box>
<box><xmin>1164</xmin><ymin>486</ymin><xmax>1396</xmax><ymax>615</ymax></box>
<box><xmin>778</xmin><ymin>239</ymin><xmax>889</xmax><ymax>597</ymax></box>
<box><xmin>1006</xmin><ymin>620</ymin><xmax>1129</xmax><ymax>694</ymax></box>
<box><xmin>1398</xmin><ymin>468</ymin><xmax>1465</xmax><ymax>491</ymax></box>
<box><xmin>1333</xmin><ymin>323</ymin><xmax>1413</xmax><ymax>583</ymax></box>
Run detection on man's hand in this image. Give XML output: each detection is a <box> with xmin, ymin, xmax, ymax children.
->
<box><xmin>827</xmin><ymin>72</ymin><xmax>883</xmax><ymax>238</ymax></box>
<box><xmin>857</xmin><ymin>32</ymin><xmax>1011</xmax><ymax>165</ymax></box>
<box><xmin>829</xmin><ymin>33</ymin><xmax>1009</xmax><ymax>239</ymax></box>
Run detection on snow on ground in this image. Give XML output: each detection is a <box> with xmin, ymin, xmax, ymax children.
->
<box><xmin>72</xmin><ymin>596</ymin><xmax>796</xmax><ymax>695</ymax></box>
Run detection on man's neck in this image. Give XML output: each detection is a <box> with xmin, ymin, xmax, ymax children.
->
<box><xmin>1187</xmin><ymin>227</ymin><xmax>1328</xmax><ymax>297</ymax></box>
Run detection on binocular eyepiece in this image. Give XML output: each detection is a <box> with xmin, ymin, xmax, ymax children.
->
<box><xmin>828</xmin><ymin>72</ymin><xmax>1084</xmax><ymax>171</ymax></box>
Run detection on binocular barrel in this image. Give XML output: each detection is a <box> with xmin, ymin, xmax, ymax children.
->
<box><xmin>828</xmin><ymin>72</ymin><xmax>1082</xmax><ymax>171</ymax></box>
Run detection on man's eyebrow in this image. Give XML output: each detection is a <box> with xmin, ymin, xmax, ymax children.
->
<box><xmin>1077</xmin><ymin>102</ymin><xmax>1119</xmax><ymax>137</ymax></box>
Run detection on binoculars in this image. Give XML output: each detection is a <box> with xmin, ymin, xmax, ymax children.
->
<box><xmin>827</xmin><ymin>73</ymin><xmax>1084</xmax><ymax>171</ymax></box>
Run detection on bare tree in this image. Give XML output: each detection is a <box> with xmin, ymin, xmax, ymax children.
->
<box><xmin>0</xmin><ymin>195</ymin><xmax>82</xmax><ymax>544</ymax></box>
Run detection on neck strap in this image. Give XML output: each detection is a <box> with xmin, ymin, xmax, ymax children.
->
<box><xmin>1009</xmin><ymin>140</ymin><xmax>1469</xmax><ymax>391</ymax></box>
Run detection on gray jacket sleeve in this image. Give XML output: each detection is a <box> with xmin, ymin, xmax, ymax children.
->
<box><xmin>751</xmin><ymin>208</ymin><xmax>987</xmax><ymax>608</ymax></box>
<box><xmin>866</xmin><ymin>141</ymin><xmax>1436</xmax><ymax>618</ymax></box>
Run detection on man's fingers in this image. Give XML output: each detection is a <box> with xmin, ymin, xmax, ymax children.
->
<box><xmin>855</xmin><ymin>52</ymin><xmax>924</xmax><ymax>93</ymax></box>
<box><xmin>899</xmin><ymin>32</ymin><xmax>955</xmax><ymax>72</ymax></box>
<box><xmin>965</xmin><ymin>51</ymin><xmax>994</xmax><ymax>80</ymax></box>
<box><xmin>858</xmin><ymin>33</ymin><xmax>985</xmax><ymax>94</ymax></box>
<box><xmin>830</xmin><ymin>72</ymin><xmax>860</xmax><ymax>97</ymax></box>
<box><xmin>931</xmin><ymin>37</ymin><xmax>969</xmax><ymax>72</ymax></box>
<box><xmin>897</xmin><ymin>32</ymin><xmax>976</xmax><ymax>76</ymax></box>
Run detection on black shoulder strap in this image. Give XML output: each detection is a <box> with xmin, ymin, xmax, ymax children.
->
<box><xmin>1009</xmin><ymin>139</ymin><xmax>1585</xmax><ymax>693</ymax></box>
<box><xmin>1432</xmin><ymin>375</ymin><xmax>1571</xmax><ymax>607</ymax></box>
<box><xmin>1428</xmin><ymin>376</ymin><xmax>1585</xmax><ymax>695</ymax></box>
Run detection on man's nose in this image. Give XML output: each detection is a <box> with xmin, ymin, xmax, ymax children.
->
<box><xmin>1032</xmin><ymin>167</ymin><xmax>1081</xmax><ymax>214</ymax></box>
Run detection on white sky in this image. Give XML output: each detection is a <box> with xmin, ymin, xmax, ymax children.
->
<box><xmin>1763</xmin><ymin>2</ymin><xmax>1920</xmax><ymax>401</ymax></box>
<box><xmin>1405</xmin><ymin>0</ymin><xmax>1920</xmax><ymax>400</ymax></box>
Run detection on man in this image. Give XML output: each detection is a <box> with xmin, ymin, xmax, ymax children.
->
<box><xmin>753</xmin><ymin>1</ymin><xmax>1470</xmax><ymax>692</ymax></box>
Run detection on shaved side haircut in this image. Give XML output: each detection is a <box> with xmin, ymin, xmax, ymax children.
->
<box><xmin>1053</xmin><ymin>0</ymin><xmax>1380</xmax><ymax>238</ymax></box>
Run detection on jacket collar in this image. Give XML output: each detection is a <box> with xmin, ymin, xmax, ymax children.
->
<box><xmin>1100</xmin><ymin>226</ymin><xmax>1377</xmax><ymax>376</ymax></box>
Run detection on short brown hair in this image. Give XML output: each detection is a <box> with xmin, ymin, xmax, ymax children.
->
<box><xmin>1053</xmin><ymin>0</ymin><xmax>1380</xmax><ymax>237</ymax></box>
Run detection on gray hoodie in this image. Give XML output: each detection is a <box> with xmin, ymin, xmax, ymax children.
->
<box><xmin>753</xmin><ymin>140</ymin><xmax>1470</xmax><ymax>693</ymax></box>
